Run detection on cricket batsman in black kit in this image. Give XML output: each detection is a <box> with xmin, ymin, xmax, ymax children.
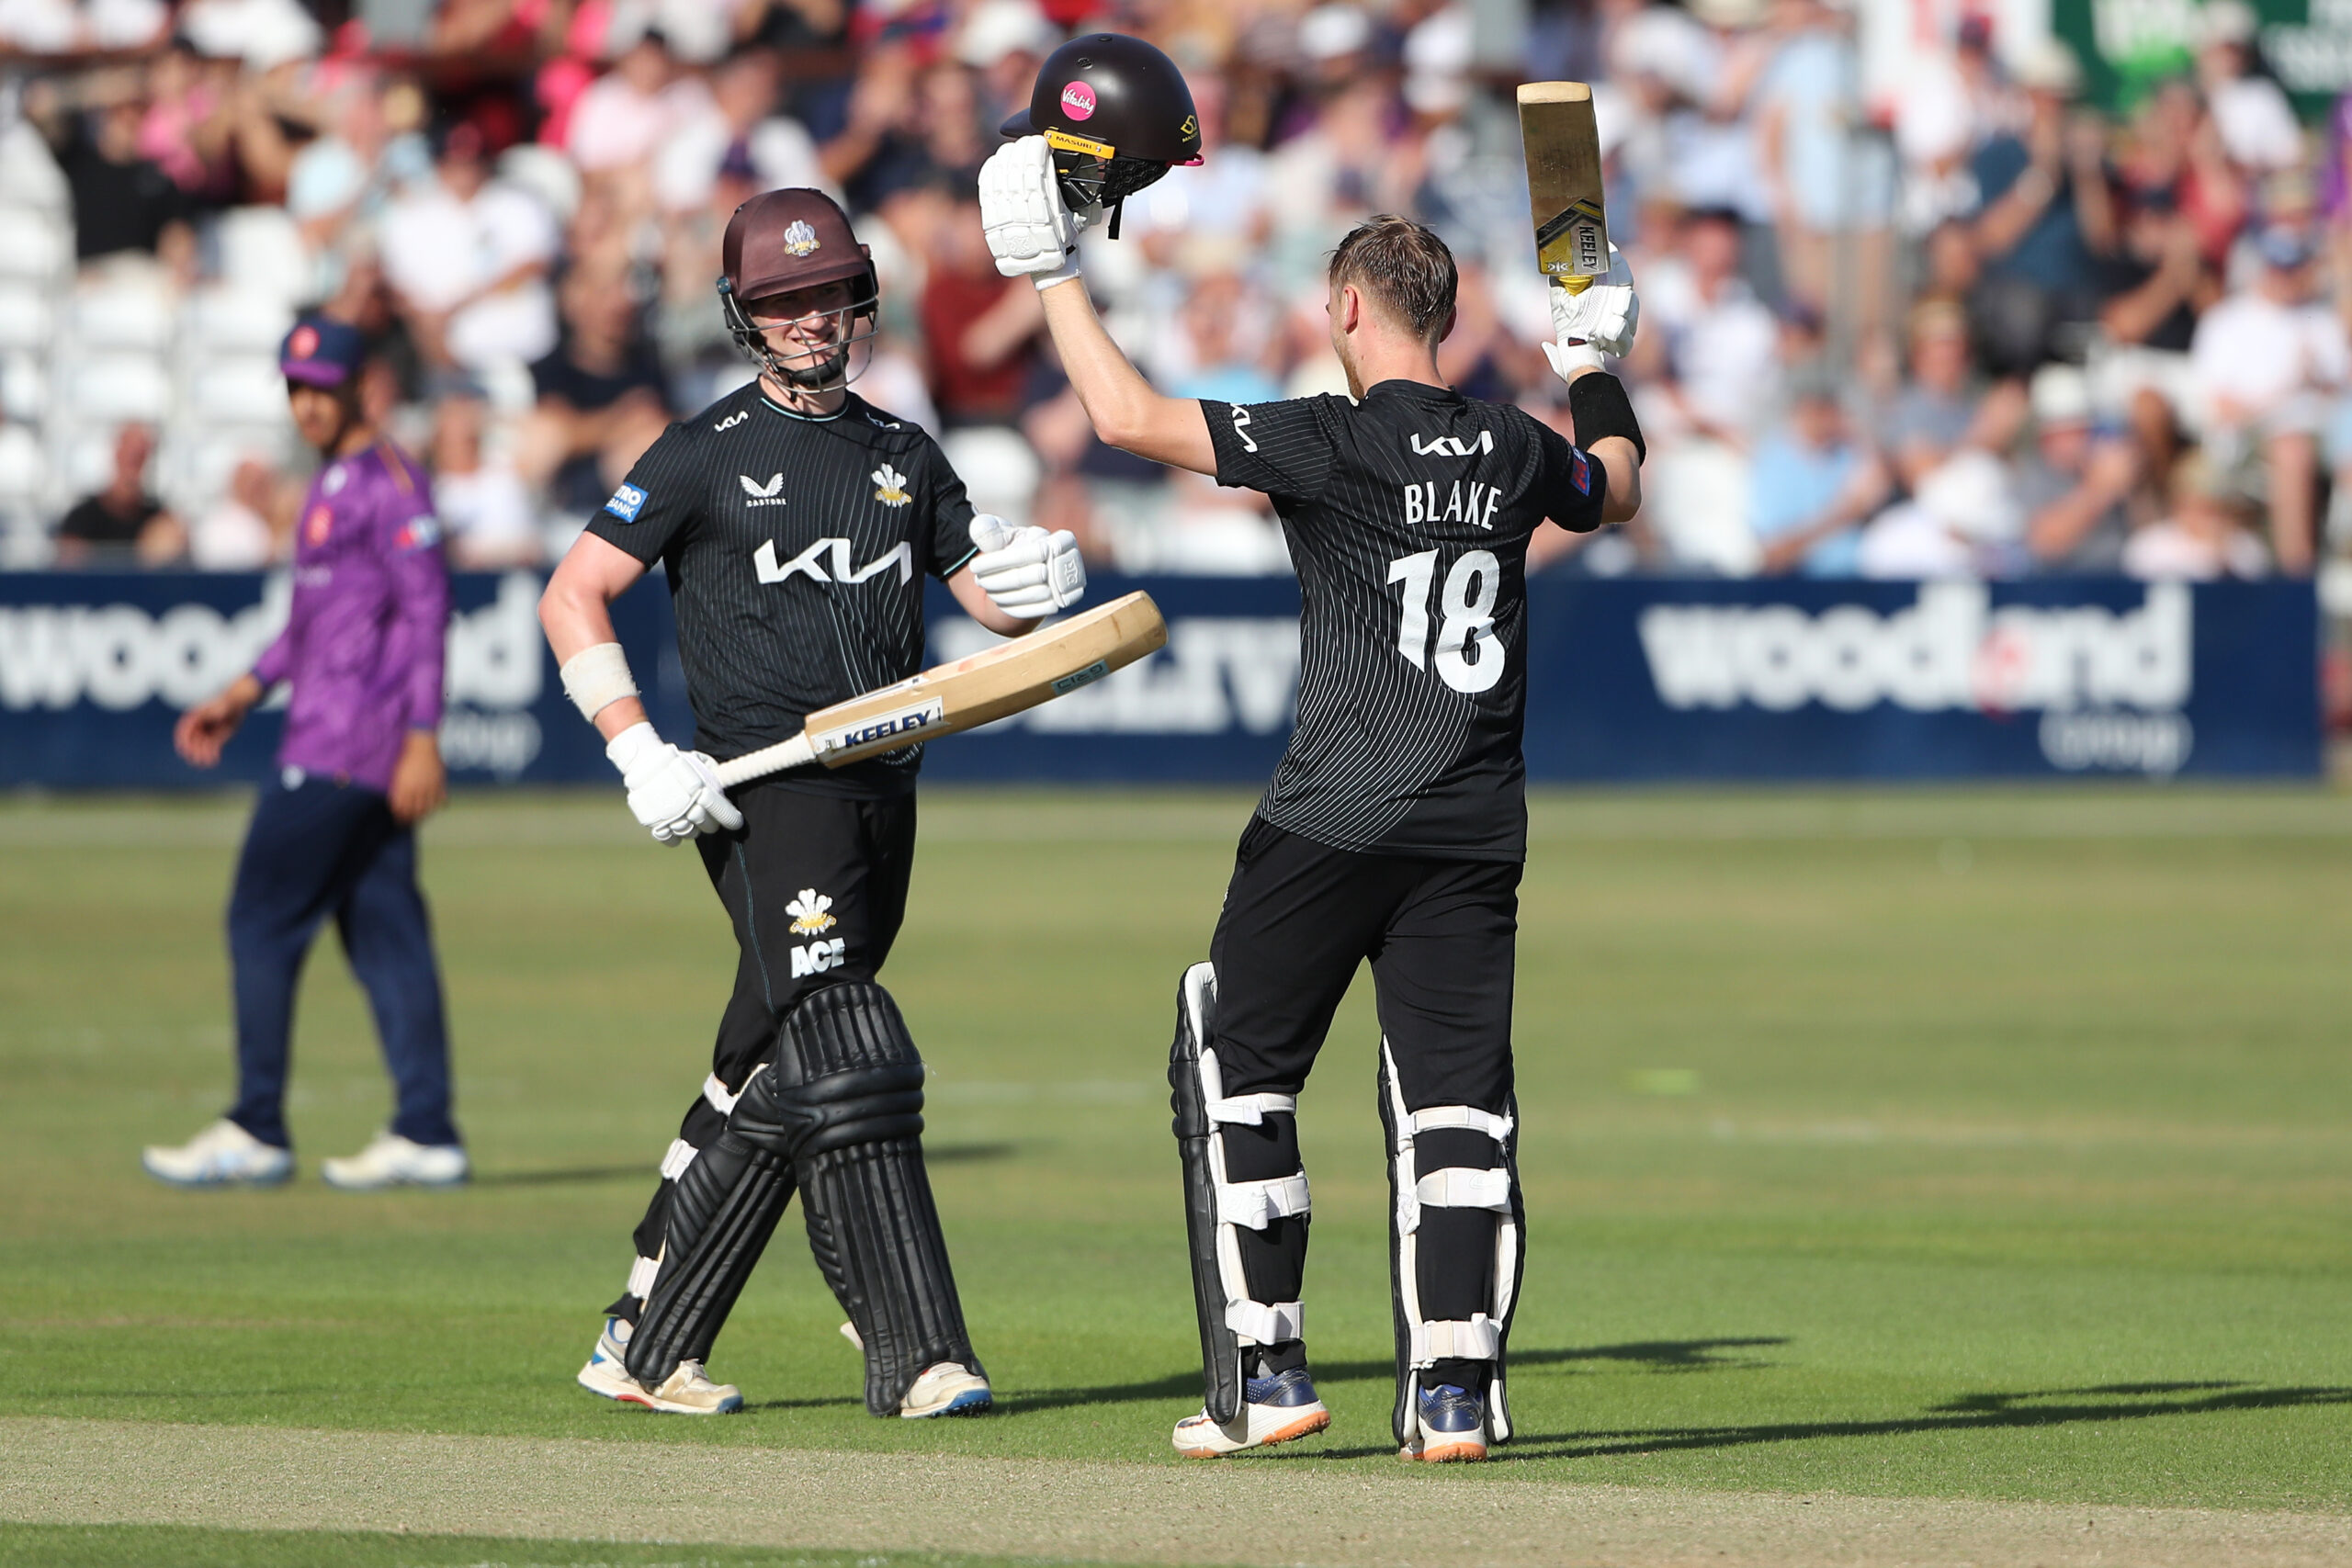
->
<box><xmin>538</xmin><ymin>188</ymin><xmax>1088</xmax><ymax>1417</ymax></box>
<box><xmin>978</xmin><ymin>43</ymin><xmax>1645</xmax><ymax>1460</ymax></box>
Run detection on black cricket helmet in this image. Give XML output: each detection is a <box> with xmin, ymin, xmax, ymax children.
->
<box><xmin>1001</xmin><ymin>32</ymin><xmax>1203</xmax><ymax>237</ymax></box>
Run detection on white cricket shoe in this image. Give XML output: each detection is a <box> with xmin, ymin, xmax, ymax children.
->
<box><xmin>899</xmin><ymin>1360</ymin><xmax>992</xmax><ymax>1418</ymax></box>
<box><xmin>576</xmin><ymin>1316</ymin><xmax>743</xmax><ymax>1415</ymax></box>
<box><xmin>320</xmin><ymin>1130</ymin><xmax>469</xmax><ymax>1190</ymax></box>
<box><xmin>141</xmin><ymin>1120</ymin><xmax>293</xmax><ymax>1188</ymax></box>
<box><xmin>1171</xmin><ymin>1367</ymin><xmax>1331</xmax><ymax>1457</ymax></box>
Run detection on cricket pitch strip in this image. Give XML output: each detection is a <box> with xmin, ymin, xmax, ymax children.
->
<box><xmin>4</xmin><ymin>1416</ymin><xmax>2347</xmax><ymax>1567</ymax></box>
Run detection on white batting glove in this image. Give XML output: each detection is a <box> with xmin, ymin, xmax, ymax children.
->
<box><xmin>968</xmin><ymin>513</ymin><xmax>1086</xmax><ymax>617</ymax></box>
<box><xmin>979</xmin><ymin>136</ymin><xmax>1087</xmax><ymax>289</ymax></box>
<box><xmin>605</xmin><ymin>721</ymin><xmax>743</xmax><ymax>845</ymax></box>
<box><xmin>1542</xmin><ymin>243</ymin><xmax>1640</xmax><ymax>381</ymax></box>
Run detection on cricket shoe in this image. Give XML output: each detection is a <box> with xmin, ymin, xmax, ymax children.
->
<box><xmin>141</xmin><ymin>1119</ymin><xmax>292</xmax><ymax>1188</ymax></box>
<box><xmin>1170</xmin><ymin>1367</ymin><xmax>1331</xmax><ymax>1457</ymax></box>
<box><xmin>577</xmin><ymin>1319</ymin><xmax>743</xmax><ymax>1415</ymax></box>
<box><xmin>320</xmin><ymin>1130</ymin><xmax>469</xmax><ymax>1190</ymax></box>
<box><xmin>1398</xmin><ymin>1382</ymin><xmax>1487</xmax><ymax>1463</ymax></box>
<box><xmin>899</xmin><ymin>1360</ymin><xmax>992</xmax><ymax>1418</ymax></box>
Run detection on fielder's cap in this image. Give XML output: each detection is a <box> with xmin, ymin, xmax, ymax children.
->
<box><xmin>722</xmin><ymin>188</ymin><xmax>873</xmax><ymax>302</ymax></box>
<box><xmin>279</xmin><ymin>314</ymin><xmax>366</xmax><ymax>387</ymax></box>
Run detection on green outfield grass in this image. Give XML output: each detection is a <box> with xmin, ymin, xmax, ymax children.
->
<box><xmin>3</xmin><ymin>788</ymin><xmax>2348</xmax><ymax>1531</ymax></box>
<box><xmin>0</xmin><ymin>1527</ymin><xmax>1073</xmax><ymax>1568</ymax></box>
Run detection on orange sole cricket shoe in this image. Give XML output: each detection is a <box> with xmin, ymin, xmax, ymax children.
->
<box><xmin>1171</xmin><ymin>1368</ymin><xmax>1332</xmax><ymax>1456</ymax></box>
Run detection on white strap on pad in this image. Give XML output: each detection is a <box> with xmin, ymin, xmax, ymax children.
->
<box><xmin>1217</xmin><ymin>1171</ymin><xmax>1311</xmax><ymax>1228</ymax></box>
<box><xmin>1227</xmin><ymin>1298</ymin><xmax>1305</xmax><ymax>1344</ymax></box>
<box><xmin>1200</xmin><ymin>1042</ymin><xmax>1309</xmax><ymax>1348</ymax></box>
<box><xmin>1384</xmin><ymin>1040</ymin><xmax>1523</xmax><ymax>1425</ymax></box>
<box><xmin>1207</xmin><ymin>1091</ymin><xmax>1297</xmax><ymax>1125</ymax></box>
<box><xmin>1414</xmin><ymin>1167</ymin><xmax>1512</xmax><ymax>1213</ymax></box>
<box><xmin>703</xmin><ymin>1067</ymin><xmax>760</xmax><ymax>1118</ymax></box>
<box><xmin>1424</xmin><ymin>1315</ymin><xmax>1501</xmax><ymax>1361</ymax></box>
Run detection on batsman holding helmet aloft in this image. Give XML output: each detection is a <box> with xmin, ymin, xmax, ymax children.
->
<box><xmin>978</xmin><ymin>42</ymin><xmax>1645</xmax><ymax>1461</ymax></box>
<box><xmin>538</xmin><ymin>188</ymin><xmax>1087</xmax><ymax>1419</ymax></box>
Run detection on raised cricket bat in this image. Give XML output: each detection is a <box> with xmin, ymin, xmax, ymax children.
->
<box><xmin>1517</xmin><ymin>82</ymin><xmax>1609</xmax><ymax>295</ymax></box>
<box><xmin>713</xmin><ymin>591</ymin><xmax>1168</xmax><ymax>787</ymax></box>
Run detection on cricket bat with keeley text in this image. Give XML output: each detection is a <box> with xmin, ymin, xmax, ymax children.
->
<box><xmin>1517</xmin><ymin>82</ymin><xmax>1609</xmax><ymax>295</ymax></box>
<box><xmin>714</xmin><ymin>591</ymin><xmax>1168</xmax><ymax>787</ymax></box>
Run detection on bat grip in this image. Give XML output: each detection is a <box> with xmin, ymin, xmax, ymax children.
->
<box><xmin>1557</xmin><ymin>276</ymin><xmax>1595</xmax><ymax>297</ymax></box>
<box><xmin>715</xmin><ymin>732</ymin><xmax>818</xmax><ymax>790</ymax></box>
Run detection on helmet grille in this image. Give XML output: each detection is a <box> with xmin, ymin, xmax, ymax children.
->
<box><xmin>1052</xmin><ymin>151</ymin><xmax>1172</xmax><ymax>211</ymax></box>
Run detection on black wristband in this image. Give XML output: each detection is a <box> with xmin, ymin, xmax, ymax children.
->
<box><xmin>1567</xmin><ymin>371</ymin><xmax>1645</xmax><ymax>465</ymax></box>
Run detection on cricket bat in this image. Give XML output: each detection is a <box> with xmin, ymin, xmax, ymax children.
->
<box><xmin>1517</xmin><ymin>82</ymin><xmax>1609</xmax><ymax>294</ymax></box>
<box><xmin>713</xmin><ymin>591</ymin><xmax>1168</xmax><ymax>787</ymax></box>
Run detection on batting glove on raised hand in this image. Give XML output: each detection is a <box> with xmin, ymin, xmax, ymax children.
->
<box><xmin>979</xmin><ymin>136</ymin><xmax>1091</xmax><ymax>289</ymax></box>
<box><xmin>605</xmin><ymin>721</ymin><xmax>743</xmax><ymax>845</ymax></box>
<box><xmin>969</xmin><ymin>513</ymin><xmax>1086</xmax><ymax>617</ymax></box>
<box><xmin>1542</xmin><ymin>243</ymin><xmax>1640</xmax><ymax>380</ymax></box>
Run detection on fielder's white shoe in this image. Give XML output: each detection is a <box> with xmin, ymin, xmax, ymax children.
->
<box><xmin>899</xmin><ymin>1360</ymin><xmax>992</xmax><ymax>1418</ymax></box>
<box><xmin>577</xmin><ymin>1317</ymin><xmax>743</xmax><ymax>1414</ymax></box>
<box><xmin>320</xmin><ymin>1130</ymin><xmax>469</xmax><ymax>1190</ymax></box>
<box><xmin>1171</xmin><ymin>1367</ymin><xmax>1331</xmax><ymax>1457</ymax></box>
<box><xmin>141</xmin><ymin>1120</ymin><xmax>292</xmax><ymax>1188</ymax></box>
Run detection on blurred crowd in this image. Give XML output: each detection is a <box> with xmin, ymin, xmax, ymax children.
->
<box><xmin>5</xmin><ymin>0</ymin><xmax>2352</xmax><ymax>585</ymax></box>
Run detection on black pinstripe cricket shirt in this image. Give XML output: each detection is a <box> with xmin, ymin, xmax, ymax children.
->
<box><xmin>586</xmin><ymin>384</ymin><xmax>978</xmax><ymax>795</ymax></box>
<box><xmin>1202</xmin><ymin>379</ymin><xmax>1607</xmax><ymax>861</ymax></box>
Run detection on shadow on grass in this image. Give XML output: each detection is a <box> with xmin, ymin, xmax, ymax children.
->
<box><xmin>991</xmin><ymin>1338</ymin><xmax>1783</xmax><ymax>1417</ymax></box>
<box><xmin>469</xmin><ymin>1144</ymin><xmax>1014</xmax><ymax>1189</ymax></box>
<box><xmin>926</xmin><ymin>1142</ymin><xmax>1021</xmax><ymax>1164</ymax></box>
<box><xmin>1278</xmin><ymin>1380</ymin><xmax>2352</xmax><ymax>1463</ymax></box>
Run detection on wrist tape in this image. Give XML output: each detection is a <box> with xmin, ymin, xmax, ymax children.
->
<box><xmin>1567</xmin><ymin>371</ymin><xmax>1646</xmax><ymax>465</ymax></box>
<box><xmin>560</xmin><ymin>642</ymin><xmax>639</xmax><ymax>723</ymax></box>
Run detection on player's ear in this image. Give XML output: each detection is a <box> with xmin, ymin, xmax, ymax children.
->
<box><xmin>1433</xmin><ymin>306</ymin><xmax>1457</xmax><ymax>346</ymax></box>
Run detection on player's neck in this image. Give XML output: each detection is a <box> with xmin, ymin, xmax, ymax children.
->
<box><xmin>327</xmin><ymin>421</ymin><xmax>379</xmax><ymax>461</ymax></box>
<box><xmin>1342</xmin><ymin>338</ymin><xmax>1446</xmax><ymax>398</ymax></box>
<box><xmin>760</xmin><ymin>375</ymin><xmax>848</xmax><ymax>419</ymax></box>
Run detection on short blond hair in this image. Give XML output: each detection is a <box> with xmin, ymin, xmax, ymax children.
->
<box><xmin>1329</xmin><ymin>215</ymin><xmax>1457</xmax><ymax>341</ymax></box>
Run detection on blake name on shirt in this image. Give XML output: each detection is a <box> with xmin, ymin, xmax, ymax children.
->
<box><xmin>1403</xmin><ymin>479</ymin><xmax>1503</xmax><ymax>530</ymax></box>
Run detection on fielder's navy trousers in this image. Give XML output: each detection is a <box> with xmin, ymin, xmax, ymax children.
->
<box><xmin>224</xmin><ymin>773</ymin><xmax>458</xmax><ymax>1151</ymax></box>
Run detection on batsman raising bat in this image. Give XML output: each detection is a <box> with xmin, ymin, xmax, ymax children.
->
<box><xmin>537</xmin><ymin>187</ymin><xmax>1089</xmax><ymax>1419</ymax></box>
<box><xmin>978</xmin><ymin>59</ymin><xmax>1643</xmax><ymax>1461</ymax></box>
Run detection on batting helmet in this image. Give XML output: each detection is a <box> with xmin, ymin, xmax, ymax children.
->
<box><xmin>716</xmin><ymin>188</ymin><xmax>880</xmax><ymax>390</ymax></box>
<box><xmin>1001</xmin><ymin>33</ymin><xmax>1203</xmax><ymax>238</ymax></box>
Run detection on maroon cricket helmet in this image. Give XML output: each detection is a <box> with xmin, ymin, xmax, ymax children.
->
<box><xmin>720</xmin><ymin>188</ymin><xmax>876</xmax><ymax>305</ymax></box>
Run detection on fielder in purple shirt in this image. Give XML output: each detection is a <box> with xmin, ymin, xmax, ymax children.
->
<box><xmin>142</xmin><ymin>315</ymin><xmax>469</xmax><ymax>1191</ymax></box>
